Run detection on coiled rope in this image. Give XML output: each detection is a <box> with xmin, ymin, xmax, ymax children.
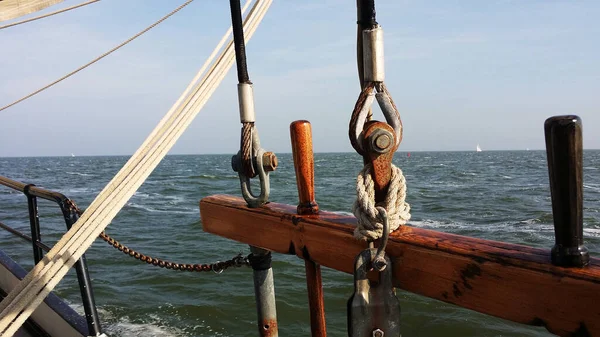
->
<box><xmin>0</xmin><ymin>0</ymin><xmax>101</xmax><ymax>30</ymax></box>
<box><xmin>353</xmin><ymin>163</ymin><xmax>411</xmax><ymax>241</ymax></box>
<box><xmin>0</xmin><ymin>0</ymin><xmax>271</xmax><ymax>335</ymax></box>
<box><xmin>0</xmin><ymin>0</ymin><xmax>193</xmax><ymax>113</ymax></box>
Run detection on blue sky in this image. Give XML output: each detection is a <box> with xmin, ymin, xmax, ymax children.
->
<box><xmin>0</xmin><ymin>0</ymin><xmax>598</xmax><ymax>156</ymax></box>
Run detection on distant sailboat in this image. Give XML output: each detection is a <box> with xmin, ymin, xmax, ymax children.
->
<box><xmin>476</xmin><ymin>144</ymin><xmax>482</xmax><ymax>152</ymax></box>
<box><xmin>71</xmin><ymin>153</ymin><xmax>75</xmax><ymax>157</ymax></box>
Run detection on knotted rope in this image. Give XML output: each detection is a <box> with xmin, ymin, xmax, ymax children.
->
<box><xmin>353</xmin><ymin>163</ymin><xmax>411</xmax><ymax>241</ymax></box>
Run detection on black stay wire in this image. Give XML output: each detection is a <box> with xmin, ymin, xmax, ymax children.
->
<box><xmin>229</xmin><ymin>0</ymin><xmax>251</xmax><ymax>84</ymax></box>
<box><xmin>358</xmin><ymin>0</ymin><xmax>378</xmax><ymax>30</ymax></box>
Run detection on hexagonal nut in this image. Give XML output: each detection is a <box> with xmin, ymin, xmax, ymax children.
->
<box><xmin>262</xmin><ymin>152</ymin><xmax>278</xmax><ymax>172</ymax></box>
<box><xmin>372</xmin><ymin>328</ymin><xmax>384</xmax><ymax>337</ymax></box>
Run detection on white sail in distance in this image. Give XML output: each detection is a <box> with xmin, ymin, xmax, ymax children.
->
<box><xmin>0</xmin><ymin>0</ymin><xmax>64</xmax><ymax>22</ymax></box>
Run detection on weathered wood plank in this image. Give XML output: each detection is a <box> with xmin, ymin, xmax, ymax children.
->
<box><xmin>200</xmin><ymin>194</ymin><xmax>600</xmax><ymax>336</ymax></box>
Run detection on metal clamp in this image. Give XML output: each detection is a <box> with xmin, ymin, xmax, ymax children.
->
<box><xmin>350</xmin><ymin>85</ymin><xmax>402</xmax><ymax>156</ymax></box>
<box><xmin>232</xmin><ymin>127</ymin><xmax>275</xmax><ymax>208</ymax></box>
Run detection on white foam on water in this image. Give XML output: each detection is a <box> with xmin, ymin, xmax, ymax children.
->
<box><xmin>106</xmin><ymin>320</ymin><xmax>184</xmax><ymax>337</ymax></box>
<box><xmin>584</xmin><ymin>184</ymin><xmax>600</xmax><ymax>192</ymax></box>
<box><xmin>66</xmin><ymin>171</ymin><xmax>93</xmax><ymax>177</ymax></box>
<box><xmin>584</xmin><ymin>228</ymin><xmax>600</xmax><ymax>237</ymax></box>
<box><xmin>126</xmin><ymin>202</ymin><xmax>197</xmax><ymax>215</ymax></box>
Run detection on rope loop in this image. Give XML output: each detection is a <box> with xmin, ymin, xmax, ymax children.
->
<box><xmin>353</xmin><ymin>163</ymin><xmax>411</xmax><ymax>241</ymax></box>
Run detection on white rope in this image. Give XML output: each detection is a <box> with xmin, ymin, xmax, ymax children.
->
<box><xmin>0</xmin><ymin>0</ymin><xmax>194</xmax><ymax>113</ymax></box>
<box><xmin>0</xmin><ymin>1</ymin><xmax>270</xmax><ymax>335</ymax></box>
<box><xmin>353</xmin><ymin>163</ymin><xmax>411</xmax><ymax>241</ymax></box>
<box><xmin>0</xmin><ymin>0</ymin><xmax>64</xmax><ymax>22</ymax></box>
<box><xmin>0</xmin><ymin>0</ymin><xmax>101</xmax><ymax>30</ymax></box>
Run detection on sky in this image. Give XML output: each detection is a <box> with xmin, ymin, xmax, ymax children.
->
<box><xmin>0</xmin><ymin>0</ymin><xmax>598</xmax><ymax>157</ymax></box>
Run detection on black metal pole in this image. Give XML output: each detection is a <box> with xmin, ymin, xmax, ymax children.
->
<box><xmin>544</xmin><ymin>115</ymin><xmax>589</xmax><ymax>267</ymax></box>
<box><xmin>24</xmin><ymin>185</ymin><xmax>43</xmax><ymax>264</ymax></box>
<box><xmin>62</xmin><ymin>206</ymin><xmax>102</xmax><ymax>335</ymax></box>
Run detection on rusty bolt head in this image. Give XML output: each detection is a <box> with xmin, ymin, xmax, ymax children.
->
<box><xmin>375</xmin><ymin>134</ymin><xmax>391</xmax><ymax>150</ymax></box>
<box><xmin>262</xmin><ymin>152</ymin><xmax>278</xmax><ymax>172</ymax></box>
<box><xmin>373</xmin><ymin>329</ymin><xmax>384</xmax><ymax>337</ymax></box>
<box><xmin>369</xmin><ymin>129</ymin><xmax>394</xmax><ymax>154</ymax></box>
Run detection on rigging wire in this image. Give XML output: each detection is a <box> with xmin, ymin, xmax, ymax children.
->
<box><xmin>356</xmin><ymin>0</ymin><xmax>377</xmax><ymax>123</ymax></box>
<box><xmin>230</xmin><ymin>0</ymin><xmax>258</xmax><ymax>180</ymax></box>
<box><xmin>230</xmin><ymin>0</ymin><xmax>251</xmax><ymax>84</ymax></box>
<box><xmin>0</xmin><ymin>0</ymin><xmax>101</xmax><ymax>30</ymax></box>
<box><xmin>0</xmin><ymin>0</ymin><xmax>195</xmax><ymax>113</ymax></box>
<box><xmin>358</xmin><ymin>0</ymin><xmax>377</xmax><ymax>30</ymax></box>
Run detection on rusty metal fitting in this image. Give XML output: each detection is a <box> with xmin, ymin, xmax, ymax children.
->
<box><xmin>368</xmin><ymin>128</ymin><xmax>394</xmax><ymax>154</ymax></box>
<box><xmin>232</xmin><ymin>152</ymin><xmax>278</xmax><ymax>173</ymax></box>
<box><xmin>262</xmin><ymin>152</ymin><xmax>278</xmax><ymax>172</ymax></box>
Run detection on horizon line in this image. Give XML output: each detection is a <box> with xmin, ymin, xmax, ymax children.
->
<box><xmin>2</xmin><ymin>148</ymin><xmax>600</xmax><ymax>158</ymax></box>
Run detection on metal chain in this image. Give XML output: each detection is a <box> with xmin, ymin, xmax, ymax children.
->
<box><xmin>64</xmin><ymin>199</ymin><xmax>250</xmax><ymax>273</ymax></box>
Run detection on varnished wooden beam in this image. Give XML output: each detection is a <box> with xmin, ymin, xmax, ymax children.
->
<box><xmin>200</xmin><ymin>194</ymin><xmax>600</xmax><ymax>337</ymax></box>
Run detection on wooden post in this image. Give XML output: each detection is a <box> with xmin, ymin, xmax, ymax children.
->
<box><xmin>290</xmin><ymin>120</ymin><xmax>327</xmax><ymax>337</ymax></box>
<box><xmin>544</xmin><ymin>115</ymin><xmax>590</xmax><ymax>267</ymax></box>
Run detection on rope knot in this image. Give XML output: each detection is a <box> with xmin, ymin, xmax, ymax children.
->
<box><xmin>353</xmin><ymin>163</ymin><xmax>411</xmax><ymax>241</ymax></box>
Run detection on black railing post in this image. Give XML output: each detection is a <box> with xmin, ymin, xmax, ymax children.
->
<box><xmin>544</xmin><ymin>115</ymin><xmax>590</xmax><ymax>267</ymax></box>
<box><xmin>24</xmin><ymin>184</ymin><xmax>43</xmax><ymax>264</ymax></box>
<box><xmin>61</xmin><ymin>203</ymin><xmax>102</xmax><ymax>336</ymax></box>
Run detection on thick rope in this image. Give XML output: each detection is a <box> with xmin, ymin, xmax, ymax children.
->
<box><xmin>0</xmin><ymin>0</ymin><xmax>100</xmax><ymax>30</ymax></box>
<box><xmin>0</xmin><ymin>0</ymin><xmax>194</xmax><ymax>113</ymax></box>
<box><xmin>0</xmin><ymin>0</ymin><xmax>64</xmax><ymax>22</ymax></box>
<box><xmin>353</xmin><ymin>163</ymin><xmax>411</xmax><ymax>241</ymax></box>
<box><xmin>0</xmin><ymin>1</ymin><xmax>270</xmax><ymax>335</ymax></box>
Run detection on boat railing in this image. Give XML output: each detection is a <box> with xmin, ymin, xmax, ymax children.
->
<box><xmin>200</xmin><ymin>116</ymin><xmax>599</xmax><ymax>337</ymax></box>
<box><xmin>0</xmin><ymin>176</ymin><xmax>102</xmax><ymax>336</ymax></box>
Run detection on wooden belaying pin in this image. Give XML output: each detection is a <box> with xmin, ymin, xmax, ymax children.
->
<box><xmin>291</xmin><ymin>120</ymin><xmax>319</xmax><ymax>215</ymax></box>
<box><xmin>290</xmin><ymin>120</ymin><xmax>326</xmax><ymax>337</ymax></box>
<box><xmin>544</xmin><ymin>115</ymin><xmax>589</xmax><ymax>267</ymax></box>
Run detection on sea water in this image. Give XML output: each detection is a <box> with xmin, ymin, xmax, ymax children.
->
<box><xmin>0</xmin><ymin>151</ymin><xmax>599</xmax><ymax>336</ymax></box>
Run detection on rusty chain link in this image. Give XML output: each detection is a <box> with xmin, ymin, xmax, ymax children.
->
<box><xmin>63</xmin><ymin>199</ymin><xmax>250</xmax><ymax>273</ymax></box>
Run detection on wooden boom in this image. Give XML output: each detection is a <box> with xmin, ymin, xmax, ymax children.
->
<box><xmin>200</xmin><ymin>194</ymin><xmax>600</xmax><ymax>337</ymax></box>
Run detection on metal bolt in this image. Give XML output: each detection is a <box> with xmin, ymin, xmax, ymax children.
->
<box><xmin>369</xmin><ymin>129</ymin><xmax>394</xmax><ymax>154</ymax></box>
<box><xmin>262</xmin><ymin>152</ymin><xmax>278</xmax><ymax>172</ymax></box>
<box><xmin>373</xmin><ymin>328</ymin><xmax>384</xmax><ymax>337</ymax></box>
<box><xmin>375</xmin><ymin>134</ymin><xmax>391</xmax><ymax>150</ymax></box>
